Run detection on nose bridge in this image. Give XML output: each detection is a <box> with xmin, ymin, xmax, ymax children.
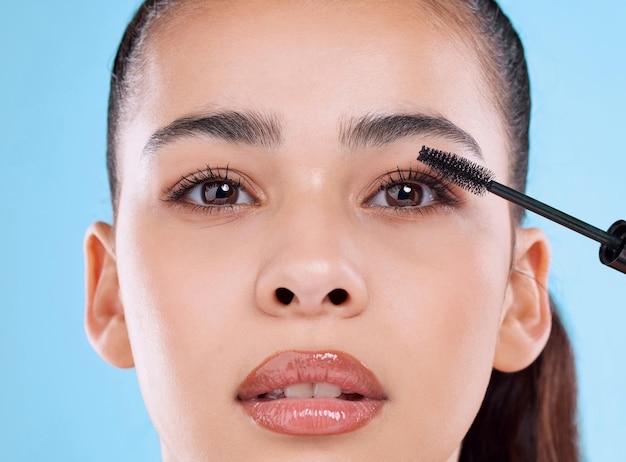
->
<box><xmin>284</xmin><ymin>193</ymin><xmax>347</xmax><ymax>255</ymax></box>
<box><xmin>273</xmin><ymin>165</ymin><xmax>354</xmax><ymax>261</ymax></box>
<box><xmin>254</xmin><ymin>191</ymin><xmax>368</xmax><ymax>318</ymax></box>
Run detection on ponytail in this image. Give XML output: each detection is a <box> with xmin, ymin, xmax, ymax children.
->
<box><xmin>461</xmin><ymin>297</ymin><xmax>579</xmax><ymax>461</ymax></box>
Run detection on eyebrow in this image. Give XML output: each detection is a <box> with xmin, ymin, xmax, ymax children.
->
<box><xmin>143</xmin><ymin>110</ymin><xmax>282</xmax><ymax>156</ymax></box>
<box><xmin>143</xmin><ymin>110</ymin><xmax>482</xmax><ymax>160</ymax></box>
<box><xmin>339</xmin><ymin>113</ymin><xmax>483</xmax><ymax>160</ymax></box>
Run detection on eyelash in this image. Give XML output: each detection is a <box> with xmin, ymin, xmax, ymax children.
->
<box><xmin>163</xmin><ymin>165</ymin><xmax>252</xmax><ymax>214</ymax></box>
<box><xmin>372</xmin><ymin>168</ymin><xmax>460</xmax><ymax>216</ymax></box>
<box><xmin>162</xmin><ymin>165</ymin><xmax>460</xmax><ymax>216</ymax></box>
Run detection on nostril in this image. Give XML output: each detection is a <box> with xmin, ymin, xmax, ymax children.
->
<box><xmin>275</xmin><ymin>287</ymin><xmax>295</xmax><ymax>305</ymax></box>
<box><xmin>327</xmin><ymin>288</ymin><xmax>349</xmax><ymax>305</ymax></box>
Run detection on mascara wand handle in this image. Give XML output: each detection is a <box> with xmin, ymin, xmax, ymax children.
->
<box><xmin>487</xmin><ymin>182</ymin><xmax>622</xmax><ymax>248</ymax></box>
<box><xmin>488</xmin><ymin>182</ymin><xmax>626</xmax><ymax>274</ymax></box>
<box><xmin>599</xmin><ymin>220</ymin><xmax>626</xmax><ymax>274</ymax></box>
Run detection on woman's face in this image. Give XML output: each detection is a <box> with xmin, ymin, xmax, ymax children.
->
<box><xmin>110</xmin><ymin>1</ymin><xmax>526</xmax><ymax>460</ymax></box>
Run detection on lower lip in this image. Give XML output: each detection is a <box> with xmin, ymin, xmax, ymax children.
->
<box><xmin>240</xmin><ymin>398</ymin><xmax>384</xmax><ymax>435</ymax></box>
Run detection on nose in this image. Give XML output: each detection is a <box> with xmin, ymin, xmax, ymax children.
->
<box><xmin>254</xmin><ymin>218</ymin><xmax>368</xmax><ymax>319</ymax></box>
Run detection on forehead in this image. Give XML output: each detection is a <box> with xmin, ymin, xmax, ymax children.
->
<box><xmin>122</xmin><ymin>0</ymin><xmax>505</xmax><ymax>174</ymax></box>
<box><xmin>148</xmin><ymin>0</ymin><xmax>477</xmax><ymax>71</ymax></box>
<box><xmin>141</xmin><ymin>0</ymin><xmax>488</xmax><ymax>111</ymax></box>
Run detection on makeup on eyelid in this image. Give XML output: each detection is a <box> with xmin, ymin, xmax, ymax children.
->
<box><xmin>161</xmin><ymin>162</ymin><xmax>464</xmax><ymax>216</ymax></box>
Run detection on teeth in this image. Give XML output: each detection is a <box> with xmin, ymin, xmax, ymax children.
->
<box><xmin>284</xmin><ymin>383</ymin><xmax>314</xmax><ymax>398</ymax></box>
<box><xmin>282</xmin><ymin>382</ymin><xmax>343</xmax><ymax>399</ymax></box>
<box><xmin>263</xmin><ymin>388</ymin><xmax>284</xmax><ymax>400</ymax></box>
<box><xmin>313</xmin><ymin>383</ymin><xmax>343</xmax><ymax>398</ymax></box>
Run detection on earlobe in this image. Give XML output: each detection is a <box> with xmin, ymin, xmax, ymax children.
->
<box><xmin>84</xmin><ymin>221</ymin><xmax>134</xmax><ymax>368</ymax></box>
<box><xmin>493</xmin><ymin>227</ymin><xmax>552</xmax><ymax>373</ymax></box>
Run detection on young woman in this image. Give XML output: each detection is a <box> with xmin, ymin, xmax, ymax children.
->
<box><xmin>84</xmin><ymin>0</ymin><xmax>578</xmax><ymax>460</ymax></box>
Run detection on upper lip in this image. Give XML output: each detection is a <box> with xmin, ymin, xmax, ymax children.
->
<box><xmin>237</xmin><ymin>350</ymin><xmax>387</xmax><ymax>401</ymax></box>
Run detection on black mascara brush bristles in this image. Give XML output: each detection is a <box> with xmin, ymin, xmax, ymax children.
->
<box><xmin>416</xmin><ymin>145</ymin><xmax>624</xmax><ymax>252</ymax></box>
<box><xmin>417</xmin><ymin>146</ymin><xmax>494</xmax><ymax>195</ymax></box>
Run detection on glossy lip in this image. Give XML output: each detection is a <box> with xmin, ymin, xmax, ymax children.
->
<box><xmin>237</xmin><ymin>350</ymin><xmax>387</xmax><ymax>435</ymax></box>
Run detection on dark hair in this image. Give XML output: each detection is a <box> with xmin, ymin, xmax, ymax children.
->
<box><xmin>461</xmin><ymin>300</ymin><xmax>579</xmax><ymax>461</ymax></box>
<box><xmin>448</xmin><ymin>2</ymin><xmax>580</xmax><ymax>460</ymax></box>
<box><xmin>107</xmin><ymin>0</ymin><xmax>179</xmax><ymax>211</ymax></box>
<box><xmin>106</xmin><ymin>1</ymin><xmax>579</xmax><ymax>460</ymax></box>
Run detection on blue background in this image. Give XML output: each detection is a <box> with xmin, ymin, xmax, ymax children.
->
<box><xmin>1</xmin><ymin>1</ymin><xmax>624</xmax><ymax>460</ymax></box>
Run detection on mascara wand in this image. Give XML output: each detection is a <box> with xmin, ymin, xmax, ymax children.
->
<box><xmin>418</xmin><ymin>146</ymin><xmax>626</xmax><ymax>275</ymax></box>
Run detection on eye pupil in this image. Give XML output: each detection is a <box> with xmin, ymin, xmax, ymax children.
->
<box><xmin>216</xmin><ymin>183</ymin><xmax>232</xmax><ymax>199</ymax></box>
<box><xmin>386</xmin><ymin>184</ymin><xmax>423</xmax><ymax>206</ymax></box>
<box><xmin>203</xmin><ymin>181</ymin><xmax>238</xmax><ymax>204</ymax></box>
<box><xmin>398</xmin><ymin>185</ymin><xmax>414</xmax><ymax>201</ymax></box>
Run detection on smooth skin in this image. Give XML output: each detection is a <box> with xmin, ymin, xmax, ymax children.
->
<box><xmin>84</xmin><ymin>1</ymin><xmax>551</xmax><ymax>460</ymax></box>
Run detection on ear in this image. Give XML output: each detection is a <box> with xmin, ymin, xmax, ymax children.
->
<box><xmin>84</xmin><ymin>222</ymin><xmax>134</xmax><ymax>368</ymax></box>
<box><xmin>493</xmin><ymin>227</ymin><xmax>552</xmax><ymax>372</ymax></box>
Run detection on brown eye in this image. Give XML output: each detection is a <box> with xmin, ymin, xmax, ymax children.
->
<box><xmin>186</xmin><ymin>180</ymin><xmax>254</xmax><ymax>206</ymax></box>
<box><xmin>370</xmin><ymin>183</ymin><xmax>437</xmax><ymax>208</ymax></box>
<box><xmin>203</xmin><ymin>181</ymin><xmax>237</xmax><ymax>205</ymax></box>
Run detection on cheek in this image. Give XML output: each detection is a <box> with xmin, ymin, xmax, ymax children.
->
<box><xmin>369</xmin><ymin>214</ymin><xmax>511</xmax><ymax>450</ymax></box>
<box><xmin>114</xmin><ymin>215</ymin><xmax>257</xmax><ymax>456</ymax></box>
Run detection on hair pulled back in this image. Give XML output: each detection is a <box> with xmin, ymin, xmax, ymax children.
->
<box><xmin>447</xmin><ymin>2</ymin><xmax>579</xmax><ymax>460</ymax></box>
<box><xmin>106</xmin><ymin>1</ymin><xmax>579</xmax><ymax>460</ymax></box>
